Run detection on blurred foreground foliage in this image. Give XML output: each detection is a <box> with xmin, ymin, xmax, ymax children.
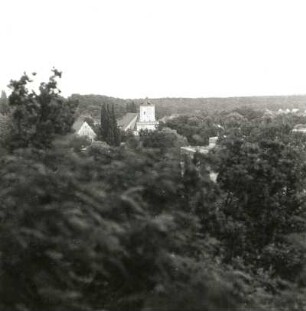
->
<box><xmin>0</xmin><ymin>72</ymin><xmax>306</xmax><ymax>310</ymax></box>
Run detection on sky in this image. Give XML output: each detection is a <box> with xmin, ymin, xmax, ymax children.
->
<box><xmin>1</xmin><ymin>0</ymin><xmax>306</xmax><ymax>98</ymax></box>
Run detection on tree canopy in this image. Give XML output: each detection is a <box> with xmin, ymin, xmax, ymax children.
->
<box><xmin>0</xmin><ymin>72</ymin><xmax>306</xmax><ymax>310</ymax></box>
<box><xmin>7</xmin><ymin>69</ymin><xmax>77</xmax><ymax>150</ymax></box>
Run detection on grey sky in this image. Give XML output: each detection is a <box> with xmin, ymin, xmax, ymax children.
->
<box><xmin>1</xmin><ymin>0</ymin><xmax>306</xmax><ymax>98</ymax></box>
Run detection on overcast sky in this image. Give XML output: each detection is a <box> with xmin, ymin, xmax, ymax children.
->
<box><xmin>1</xmin><ymin>0</ymin><xmax>306</xmax><ymax>98</ymax></box>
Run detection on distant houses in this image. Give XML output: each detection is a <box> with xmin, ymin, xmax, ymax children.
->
<box><xmin>277</xmin><ymin>108</ymin><xmax>305</xmax><ymax>115</ymax></box>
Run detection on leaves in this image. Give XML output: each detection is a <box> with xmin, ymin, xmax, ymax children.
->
<box><xmin>7</xmin><ymin>69</ymin><xmax>77</xmax><ymax>150</ymax></box>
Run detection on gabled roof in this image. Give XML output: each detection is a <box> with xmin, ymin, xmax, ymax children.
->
<box><xmin>117</xmin><ymin>113</ymin><xmax>138</xmax><ymax>130</ymax></box>
<box><xmin>72</xmin><ymin>118</ymin><xmax>84</xmax><ymax>132</ymax></box>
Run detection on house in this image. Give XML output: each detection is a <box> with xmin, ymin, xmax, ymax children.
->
<box><xmin>72</xmin><ymin>119</ymin><xmax>97</xmax><ymax>142</ymax></box>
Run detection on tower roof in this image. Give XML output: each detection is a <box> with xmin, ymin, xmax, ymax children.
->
<box><xmin>141</xmin><ymin>97</ymin><xmax>153</xmax><ymax>106</ymax></box>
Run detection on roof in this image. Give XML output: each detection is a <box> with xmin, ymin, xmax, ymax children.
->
<box><xmin>181</xmin><ymin>146</ymin><xmax>211</xmax><ymax>155</ymax></box>
<box><xmin>117</xmin><ymin>113</ymin><xmax>138</xmax><ymax>130</ymax></box>
<box><xmin>292</xmin><ymin>124</ymin><xmax>306</xmax><ymax>133</ymax></box>
<box><xmin>72</xmin><ymin>118</ymin><xmax>85</xmax><ymax>132</ymax></box>
<box><xmin>181</xmin><ymin>137</ymin><xmax>218</xmax><ymax>155</ymax></box>
<box><xmin>293</xmin><ymin>124</ymin><xmax>306</xmax><ymax>130</ymax></box>
<box><xmin>141</xmin><ymin>98</ymin><xmax>153</xmax><ymax>106</ymax></box>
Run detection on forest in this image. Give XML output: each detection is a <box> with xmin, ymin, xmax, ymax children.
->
<box><xmin>70</xmin><ymin>93</ymin><xmax>306</xmax><ymax>120</ymax></box>
<box><xmin>0</xmin><ymin>71</ymin><xmax>306</xmax><ymax>311</ymax></box>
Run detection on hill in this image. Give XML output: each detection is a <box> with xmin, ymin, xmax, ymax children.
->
<box><xmin>69</xmin><ymin>94</ymin><xmax>306</xmax><ymax>120</ymax></box>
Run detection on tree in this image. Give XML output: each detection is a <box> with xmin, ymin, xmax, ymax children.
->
<box><xmin>0</xmin><ymin>90</ymin><xmax>9</xmax><ymax>115</ymax></box>
<box><xmin>100</xmin><ymin>102</ymin><xmax>121</xmax><ymax>146</ymax></box>
<box><xmin>210</xmin><ymin>127</ymin><xmax>306</xmax><ymax>280</ymax></box>
<box><xmin>0</xmin><ymin>137</ymin><xmax>255</xmax><ymax>311</ymax></box>
<box><xmin>7</xmin><ymin>69</ymin><xmax>77</xmax><ymax>150</ymax></box>
<box><xmin>1</xmin><ymin>101</ymin><xmax>306</xmax><ymax>310</ymax></box>
<box><xmin>139</xmin><ymin>127</ymin><xmax>187</xmax><ymax>154</ymax></box>
<box><xmin>126</xmin><ymin>100</ymin><xmax>137</xmax><ymax>113</ymax></box>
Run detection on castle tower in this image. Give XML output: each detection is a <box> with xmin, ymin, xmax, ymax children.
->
<box><xmin>136</xmin><ymin>98</ymin><xmax>159</xmax><ymax>132</ymax></box>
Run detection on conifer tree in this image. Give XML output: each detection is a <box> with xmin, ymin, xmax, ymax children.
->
<box><xmin>112</xmin><ymin>103</ymin><xmax>121</xmax><ymax>145</ymax></box>
<box><xmin>0</xmin><ymin>90</ymin><xmax>9</xmax><ymax>115</ymax></box>
<box><xmin>100</xmin><ymin>102</ymin><xmax>121</xmax><ymax>146</ymax></box>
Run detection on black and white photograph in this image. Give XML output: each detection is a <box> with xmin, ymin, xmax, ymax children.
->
<box><xmin>0</xmin><ymin>0</ymin><xmax>306</xmax><ymax>310</ymax></box>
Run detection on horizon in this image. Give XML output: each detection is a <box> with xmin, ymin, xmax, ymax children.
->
<box><xmin>1</xmin><ymin>0</ymin><xmax>306</xmax><ymax>98</ymax></box>
<box><xmin>68</xmin><ymin>93</ymin><xmax>306</xmax><ymax>101</ymax></box>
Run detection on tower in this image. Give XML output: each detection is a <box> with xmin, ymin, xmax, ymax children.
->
<box><xmin>136</xmin><ymin>98</ymin><xmax>159</xmax><ymax>132</ymax></box>
<box><xmin>139</xmin><ymin>98</ymin><xmax>156</xmax><ymax>122</ymax></box>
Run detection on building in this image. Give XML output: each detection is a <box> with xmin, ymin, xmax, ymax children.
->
<box><xmin>72</xmin><ymin>119</ymin><xmax>97</xmax><ymax>142</ymax></box>
<box><xmin>117</xmin><ymin>98</ymin><xmax>159</xmax><ymax>135</ymax></box>
<box><xmin>136</xmin><ymin>99</ymin><xmax>159</xmax><ymax>132</ymax></box>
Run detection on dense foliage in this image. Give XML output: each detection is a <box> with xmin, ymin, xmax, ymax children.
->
<box><xmin>0</xmin><ymin>72</ymin><xmax>306</xmax><ymax>310</ymax></box>
<box><xmin>7</xmin><ymin>70</ymin><xmax>77</xmax><ymax>150</ymax></box>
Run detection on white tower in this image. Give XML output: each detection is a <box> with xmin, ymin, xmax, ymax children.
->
<box><xmin>139</xmin><ymin>102</ymin><xmax>156</xmax><ymax>122</ymax></box>
<box><xmin>136</xmin><ymin>98</ymin><xmax>159</xmax><ymax>132</ymax></box>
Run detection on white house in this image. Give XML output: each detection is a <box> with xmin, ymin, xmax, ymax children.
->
<box><xmin>73</xmin><ymin>119</ymin><xmax>97</xmax><ymax>142</ymax></box>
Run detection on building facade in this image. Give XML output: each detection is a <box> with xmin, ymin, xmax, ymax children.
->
<box><xmin>136</xmin><ymin>99</ymin><xmax>159</xmax><ymax>132</ymax></box>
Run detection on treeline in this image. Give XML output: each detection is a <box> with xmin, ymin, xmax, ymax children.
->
<box><xmin>0</xmin><ymin>71</ymin><xmax>306</xmax><ymax>310</ymax></box>
<box><xmin>69</xmin><ymin>93</ymin><xmax>306</xmax><ymax>120</ymax></box>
